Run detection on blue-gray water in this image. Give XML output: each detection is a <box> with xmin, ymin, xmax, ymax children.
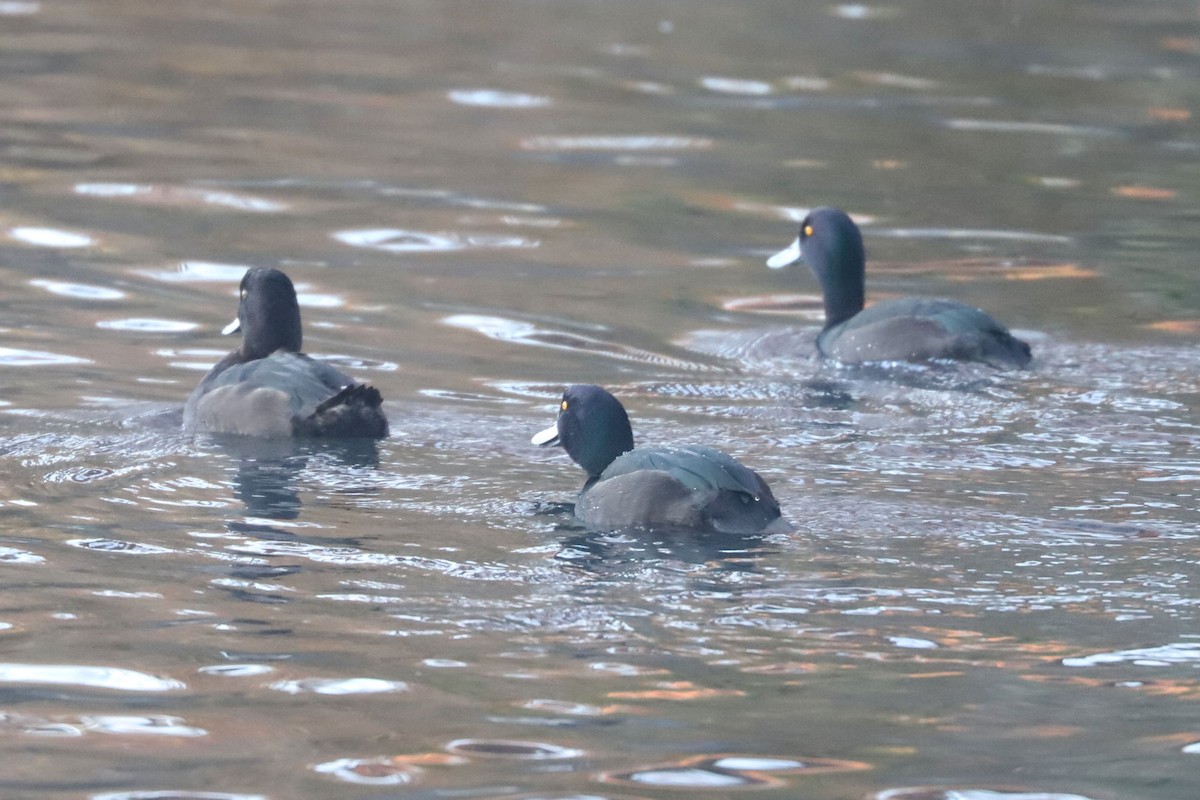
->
<box><xmin>1</xmin><ymin>2</ymin><xmax>1199</xmax><ymax>799</ymax></box>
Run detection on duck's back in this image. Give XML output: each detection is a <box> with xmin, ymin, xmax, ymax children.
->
<box><xmin>821</xmin><ymin>297</ymin><xmax>1031</xmax><ymax>368</ymax></box>
<box><xmin>184</xmin><ymin>351</ymin><xmax>386</xmax><ymax>438</ymax></box>
<box><xmin>578</xmin><ymin>445</ymin><xmax>788</xmax><ymax>534</ymax></box>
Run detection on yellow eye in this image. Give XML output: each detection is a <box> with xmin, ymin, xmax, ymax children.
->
<box><xmin>803</xmin><ymin>224</ymin><xmax>814</xmax><ymax>237</ymax></box>
<box><xmin>561</xmin><ymin>400</ymin><xmax>569</xmax><ymax>411</ymax></box>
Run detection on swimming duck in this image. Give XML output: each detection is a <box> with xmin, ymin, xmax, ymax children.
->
<box><xmin>767</xmin><ymin>207</ymin><xmax>1032</xmax><ymax>368</ymax></box>
<box><xmin>532</xmin><ymin>384</ymin><xmax>790</xmax><ymax>534</ymax></box>
<box><xmin>183</xmin><ymin>267</ymin><xmax>388</xmax><ymax>439</ymax></box>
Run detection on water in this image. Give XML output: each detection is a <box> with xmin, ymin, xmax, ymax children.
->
<box><xmin>1</xmin><ymin>1</ymin><xmax>1199</xmax><ymax>798</ymax></box>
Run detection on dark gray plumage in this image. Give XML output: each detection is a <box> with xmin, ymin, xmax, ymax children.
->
<box><xmin>767</xmin><ymin>207</ymin><xmax>1032</xmax><ymax>368</ymax></box>
<box><xmin>183</xmin><ymin>267</ymin><xmax>387</xmax><ymax>439</ymax></box>
<box><xmin>533</xmin><ymin>384</ymin><xmax>790</xmax><ymax>534</ymax></box>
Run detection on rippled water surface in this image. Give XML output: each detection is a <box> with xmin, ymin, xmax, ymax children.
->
<box><xmin>2</xmin><ymin>2</ymin><xmax>1200</xmax><ymax>799</ymax></box>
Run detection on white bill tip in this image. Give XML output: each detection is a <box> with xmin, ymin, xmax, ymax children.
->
<box><xmin>221</xmin><ymin>317</ymin><xmax>241</xmax><ymax>335</ymax></box>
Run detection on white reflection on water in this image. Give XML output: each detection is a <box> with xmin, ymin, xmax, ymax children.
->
<box><xmin>8</xmin><ymin>226</ymin><xmax>95</xmax><ymax>247</ymax></box>
<box><xmin>445</xmin><ymin>738</ymin><xmax>584</xmax><ymax>759</ymax></box>
<box><xmin>139</xmin><ymin>261</ymin><xmax>254</xmax><ymax>283</ymax></box>
<box><xmin>93</xmin><ymin>791</ymin><xmax>267</xmax><ymax>800</ymax></box>
<box><xmin>0</xmin><ymin>547</ymin><xmax>43</xmax><ymax>563</ymax></box>
<box><xmin>0</xmin><ymin>346</ymin><xmax>90</xmax><ymax>366</ymax></box>
<box><xmin>96</xmin><ymin>318</ymin><xmax>199</xmax><ymax>333</ymax></box>
<box><xmin>75</xmin><ymin>182</ymin><xmax>287</xmax><ymax>212</ymax></box>
<box><xmin>444</xmin><ymin>313</ymin><xmax>716</xmax><ymax>371</ymax></box>
<box><xmin>627</xmin><ymin>767</ymin><xmax>747</xmax><ymax>787</ymax></box>
<box><xmin>714</xmin><ymin>756</ymin><xmax>805</xmax><ymax>771</ymax></box>
<box><xmin>198</xmin><ymin>664</ymin><xmax>275</xmax><ymax>677</ymax></box>
<box><xmin>520</xmin><ymin>135</ymin><xmax>713</xmax><ymax>150</ymax></box>
<box><xmin>944</xmin><ymin>118</ymin><xmax>1119</xmax><ymax>137</ymax></box>
<box><xmin>270</xmin><ymin>677</ymin><xmax>409</xmax><ymax>695</ymax></box>
<box><xmin>312</xmin><ymin>756</ymin><xmax>419</xmax><ymax>786</ymax></box>
<box><xmin>873</xmin><ymin>227</ymin><xmax>1073</xmax><ymax>244</ymax></box>
<box><xmin>66</xmin><ymin>539</ymin><xmax>177</xmax><ymax>555</ymax></box>
<box><xmin>0</xmin><ymin>1</ymin><xmax>39</xmax><ymax>14</ymax></box>
<box><xmin>701</xmin><ymin>76</ymin><xmax>774</xmax><ymax>95</ymax></box>
<box><xmin>0</xmin><ymin>663</ymin><xmax>185</xmax><ymax>691</ymax></box>
<box><xmin>295</xmin><ymin>292</ymin><xmax>343</xmax><ymax>308</ymax></box>
<box><xmin>833</xmin><ymin>3</ymin><xmax>896</xmax><ymax>19</ymax></box>
<box><xmin>1062</xmin><ymin>642</ymin><xmax>1200</xmax><ymax>667</ymax></box>
<box><xmin>447</xmin><ymin>89</ymin><xmax>551</xmax><ymax>108</ymax></box>
<box><xmin>29</xmin><ymin>279</ymin><xmax>125</xmax><ymax>300</ymax></box>
<box><xmin>82</xmin><ymin>714</ymin><xmax>206</xmax><ymax>737</ymax></box>
<box><xmin>333</xmin><ymin>228</ymin><xmax>538</xmax><ymax>252</ymax></box>
<box><xmin>877</xmin><ymin>790</ymin><xmax>1098</xmax><ymax>800</ymax></box>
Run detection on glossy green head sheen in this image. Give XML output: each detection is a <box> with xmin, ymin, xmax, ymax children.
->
<box><xmin>533</xmin><ymin>384</ymin><xmax>635</xmax><ymax>478</ymax></box>
<box><xmin>229</xmin><ymin>267</ymin><xmax>304</xmax><ymax>360</ymax></box>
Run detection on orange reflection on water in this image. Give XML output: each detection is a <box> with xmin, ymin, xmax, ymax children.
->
<box><xmin>608</xmin><ymin>680</ymin><xmax>746</xmax><ymax>701</ymax></box>
<box><xmin>872</xmin><ymin>259</ymin><xmax>1097</xmax><ymax>281</ymax></box>
<box><xmin>1112</xmin><ymin>185</ymin><xmax>1177</xmax><ymax>200</ymax></box>
<box><xmin>1148</xmin><ymin>107</ymin><xmax>1190</xmax><ymax>122</ymax></box>
<box><xmin>1161</xmin><ymin>36</ymin><xmax>1200</xmax><ymax>54</ymax></box>
<box><xmin>1146</xmin><ymin>320</ymin><xmax>1200</xmax><ymax>334</ymax></box>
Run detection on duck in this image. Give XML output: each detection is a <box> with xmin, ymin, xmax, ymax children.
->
<box><xmin>532</xmin><ymin>384</ymin><xmax>791</xmax><ymax>534</ymax></box>
<box><xmin>766</xmin><ymin>207</ymin><xmax>1032</xmax><ymax>368</ymax></box>
<box><xmin>183</xmin><ymin>267</ymin><xmax>388</xmax><ymax>439</ymax></box>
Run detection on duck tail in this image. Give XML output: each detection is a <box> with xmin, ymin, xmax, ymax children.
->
<box><xmin>296</xmin><ymin>383</ymin><xmax>389</xmax><ymax>438</ymax></box>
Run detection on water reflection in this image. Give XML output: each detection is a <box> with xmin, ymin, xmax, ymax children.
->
<box><xmin>875</xmin><ymin>790</ymin><xmax>1099</xmax><ymax>800</ymax></box>
<box><xmin>1</xmin><ymin>1</ymin><xmax>1199</xmax><ymax>799</ymax></box>
<box><xmin>7</xmin><ymin>226</ymin><xmax>95</xmax><ymax>248</ymax></box>
<box><xmin>0</xmin><ymin>664</ymin><xmax>184</xmax><ymax>692</ymax></box>
<box><xmin>214</xmin><ymin>436</ymin><xmax>380</xmax><ymax>520</ymax></box>
<box><xmin>556</xmin><ymin>528</ymin><xmax>772</xmax><ymax>572</ymax></box>
<box><xmin>92</xmin><ymin>793</ymin><xmax>267</xmax><ymax>800</ymax></box>
<box><xmin>603</xmin><ymin>753</ymin><xmax>869</xmax><ymax>789</ymax></box>
<box><xmin>311</xmin><ymin>756</ymin><xmax>421</xmax><ymax>786</ymax></box>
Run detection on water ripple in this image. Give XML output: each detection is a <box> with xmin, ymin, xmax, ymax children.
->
<box><xmin>604</xmin><ymin>753</ymin><xmax>869</xmax><ymax>788</ymax></box>
<box><xmin>447</xmin><ymin>89</ymin><xmax>551</xmax><ymax>108</ymax></box>
<box><xmin>82</xmin><ymin>714</ymin><xmax>206</xmax><ymax>737</ymax></box>
<box><xmin>701</xmin><ymin>76</ymin><xmax>774</xmax><ymax>95</ymax></box>
<box><xmin>0</xmin><ymin>2</ymin><xmax>39</xmax><ymax>14</ymax></box>
<box><xmin>0</xmin><ymin>547</ymin><xmax>43</xmax><ymax>564</ymax></box>
<box><xmin>0</xmin><ymin>346</ymin><xmax>90</xmax><ymax>367</ymax></box>
<box><xmin>67</xmin><ymin>538</ymin><xmax>176</xmax><ymax>555</ymax></box>
<box><xmin>520</xmin><ymin>135</ymin><xmax>713</xmax><ymax>151</ymax></box>
<box><xmin>876</xmin><ymin>790</ymin><xmax>1098</xmax><ymax>800</ymax></box>
<box><xmin>138</xmin><ymin>261</ymin><xmax>254</xmax><ymax>283</ymax></box>
<box><xmin>75</xmin><ymin>182</ymin><xmax>287</xmax><ymax>212</ymax></box>
<box><xmin>93</xmin><ymin>792</ymin><xmax>267</xmax><ymax>800</ymax></box>
<box><xmin>333</xmin><ymin>228</ymin><xmax>538</xmax><ymax>253</ymax></box>
<box><xmin>1062</xmin><ymin>642</ymin><xmax>1200</xmax><ymax>668</ymax></box>
<box><xmin>270</xmin><ymin>677</ymin><xmax>409</xmax><ymax>695</ymax></box>
<box><xmin>944</xmin><ymin>118</ymin><xmax>1120</xmax><ymax>137</ymax></box>
<box><xmin>96</xmin><ymin>318</ymin><xmax>199</xmax><ymax>333</ymax></box>
<box><xmin>0</xmin><ymin>663</ymin><xmax>184</xmax><ymax>691</ymax></box>
<box><xmin>29</xmin><ymin>279</ymin><xmax>125</xmax><ymax>300</ymax></box>
<box><xmin>199</xmin><ymin>664</ymin><xmax>275</xmax><ymax>677</ymax></box>
<box><xmin>312</xmin><ymin>756</ymin><xmax>421</xmax><ymax>786</ymax></box>
<box><xmin>446</xmin><ymin>738</ymin><xmax>583</xmax><ymax>759</ymax></box>
<box><xmin>444</xmin><ymin>313</ymin><xmax>717</xmax><ymax>371</ymax></box>
<box><xmin>8</xmin><ymin>226</ymin><xmax>95</xmax><ymax>247</ymax></box>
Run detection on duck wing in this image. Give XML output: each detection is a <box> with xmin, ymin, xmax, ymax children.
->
<box><xmin>823</xmin><ymin>297</ymin><xmax>1031</xmax><ymax>368</ymax></box>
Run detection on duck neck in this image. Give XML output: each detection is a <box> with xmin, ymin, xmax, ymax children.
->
<box><xmin>244</xmin><ymin>312</ymin><xmax>302</xmax><ymax>360</ymax></box>
<box><xmin>815</xmin><ymin>250</ymin><xmax>865</xmax><ymax>330</ymax></box>
<box><xmin>821</xmin><ymin>280</ymin><xmax>864</xmax><ymax>330</ymax></box>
